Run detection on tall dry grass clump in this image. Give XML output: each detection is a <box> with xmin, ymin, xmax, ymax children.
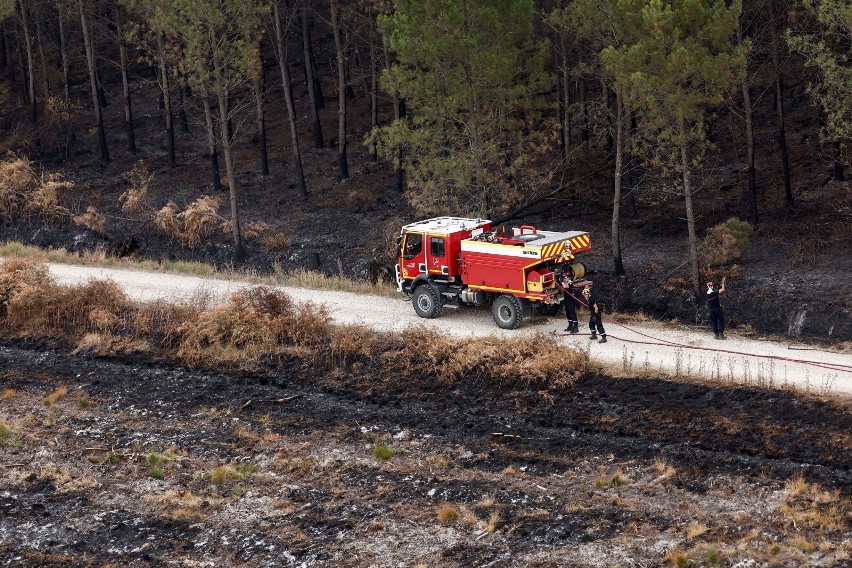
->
<box><xmin>177</xmin><ymin>287</ymin><xmax>332</xmax><ymax>365</ymax></box>
<box><xmin>155</xmin><ymin>196</ymin><xmax>226</xmax><ymax>248</ymax></box>
<box><xmin>0</xmin><ymin>154</ymin><xmax>71</xmax><ymax>222</ymax></box>
<box><xmin>375</xmin><ymin>328</ymin><xmax>589</xmax><ymax>388</ymax></box>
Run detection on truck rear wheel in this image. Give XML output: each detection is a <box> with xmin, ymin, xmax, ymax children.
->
<box><xmin>492</xmin><ymin>294</ymin><xmax>523</xmax><ymax>330</ymax></box>
<box><xmin>412</xmin><ymin>285</ymin><xmax>442</xmax><ymax>319</ymax></box>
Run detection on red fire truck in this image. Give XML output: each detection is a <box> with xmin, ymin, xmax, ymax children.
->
<box><xmin>396</xmin><ymin>217</ymin><xmax>591</xmax><ymax>329</ymax></box>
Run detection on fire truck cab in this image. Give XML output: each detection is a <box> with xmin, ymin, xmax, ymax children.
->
<box><xmin>396</xmin><ymin>217</ymin><xmax>591</xmax><ymax>329</ymax></box>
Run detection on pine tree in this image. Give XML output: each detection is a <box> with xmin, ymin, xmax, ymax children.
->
<box><xmin>373</xmin><ymin>0</ymin><xmax>550</xmax><ymax>217</ymax></box>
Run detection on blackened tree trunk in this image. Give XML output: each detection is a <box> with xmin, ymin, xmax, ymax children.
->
<box><xmin>834</xmin><ymin>140</ymin><xmax>844</xmax><ymax>181</ymax></box>
<box><xmin>330</xmin><ymin>0</ymin><xmax>348</xmax><ymax>181</ymax></box>
<box><xmin>114</xmin><ymin>4</ymin><xmax>136</xmax><ymax>153</ymax></box>
<box><xmin>156</xmin><ymin>33</ymin><xmax>176</xmax><ymax>168</ymax></box>
<box><xmin>251</xmin><ymin>44</ymin><xmax>268</xmax><ymax>176</ymax></box>
<box><xmin>178</xmin><ymin>76</ymin><xmax>190</xmax><ymax>134</ymax></box>
<box><xmin>623</xmin><ymin>112</ymin><xmax>638</xmax><ymax>218</ymax></box>
<box><xmin>738</xmin><ymin>20</ymin><xmax>757</xmax><ymax>223</ymax></box>
<box><xmin>769</xmin><ymin>0</ymin><xmax>792</xmax><ymax>208</ymax></box>
<box><xmin>579</xmin><ymin>78</ymin><xmax>590</xmax><ymax>144</ymax></box>
<box><xmin>57</xmin><ymin>1</ymin><xmax>70</xmax><ymax>100</ymax></box>
<box><xmin>34</xmin><ymin>13</ymin><xmax>49</xmax><ymax>102</ymax></box>
<box><xmin>301</xmin><ymin>4</ymin><xmax>323</xmax><ymax>148</ymax></box>
<box><xmin>368</xmin><ymin>18</ymin><xmax>378</xmax><ymax>162</ymax></box>
<box><xmin>0</xmin><ymin>22</ymin><xmax>6</xmax><ymax>69</ymax></box>
<box><xmin>211</xmin><ymin>28</ymin><xmax>243</xmax><ymax>254</ymax></box>
<box><xmin>19</xmin><ymin>1</ymin><xmax>37</xmax><ymax>123</ymax></box>
<box><xmin>611</xmin><ymin>92</ymin><xmax>625</xmax><ymax>276</ymax></box>
<box><xmin>197</xmin><ymin>46</ymin><xmax>221</xmax><ymax>193</ymax></box>
<box><xmin>273</xmin><ymin>0</ymin><xmax>307</xmax><ymax>197</ymax></box>
<box><xmin>559</xmin><ymin>31</ymin><xmax>571</xmax><ymax>155</ymax></box>
<box><xmin>78</xmin><ymin>0</ymin><xmax>109</xmax><ymax>162</ymax></box>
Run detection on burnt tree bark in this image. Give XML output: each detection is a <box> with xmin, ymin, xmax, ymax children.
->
<box><xmin>114</xmin><ymin>4</ymin><xmax>136</xmax><ymax>153</ymax></box>
<box><xmin>769</xmin><ymin>0</ymin><xmax>793</xmax><ymax>208</ymax></box>
<box><xmin>330</xmin><ymin>0</ymin><xmax>348</xmax><ymax>181</ymax></box>
<box><xmin>156</xmin><ymin>32</ymin><xmax>176</xmax><ymax>168</ymax></box>
<box><xmin>273</xmin><ymin>0</ymin><xmax>307</xmax><ymax>197</ymax></box>
<box><xmin>251</xmin><ymin>44</ymin><xmax>269</xmax><ymax>176</ymax></box>
<box><xmin>301</xmin><ymin>3</ymin><xmax>323</xmax><ymax>148</ymax></box>
<box><xmin>78</xmin><ymin>0</ymin><xmax>109</xmax><ymax>162</ymax></box>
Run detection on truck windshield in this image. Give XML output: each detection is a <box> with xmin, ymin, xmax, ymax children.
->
<box><xmin>403</xmin><ymin>233</ymin><xmax>423</xmax><ymax>259</ymax></box>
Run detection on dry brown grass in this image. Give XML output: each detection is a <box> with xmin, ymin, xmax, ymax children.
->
<box><xmin>437</xmin><ymin>504</ymin><xmax>459</xmax><ymax>524</ymax></box>
<box><xmin>0</xmin><ymin>154</ymin><xmax>71</xmax><ymax>222</ymax></box>
<box><xmin>1</xmin><ymin>388</ymin><xmax>16</xmax><ymax>399</ymax></box>
<box><xmin>44</xmin><ymin>386</ymin><xmax>68</xmax><ymax>407</ymax></box>
<box><xmin>72</xmin><ymin>206</ymin><xmax>106</xmax><ymax>234</ymax></box>
<box><xmin>176</xmin><ymin>287</ymin><xmax>332</xmax><ymax>365</ymax></box>
<box><xmin>779</xmin><ymin>473</ymin><xmax>848</xmax><ymax>531</ymax></box>
<box><xmin>685</xmin><ymin>521</ymin><xmax>709</xmax><ymax>539</ymax></box>
<box><xmin>0</xmin><ymin>260</ymin><xmax>596</xmax><ymax>389</ymax></box>
<box><xmin>155</xmin><ymin>196</ymin><xmax>225</xmax><ymax>248</ymax></box>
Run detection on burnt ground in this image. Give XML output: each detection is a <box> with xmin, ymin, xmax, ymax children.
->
<box><xmin>1</xmin><ymin>341</ymin><xmax>850</xmax><ymax>567</ymax></box>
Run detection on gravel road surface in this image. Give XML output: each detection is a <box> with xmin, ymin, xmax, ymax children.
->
<box><xmin>48</xmin><ymin>263</ymin><xmax>852</xmax><ymax>397</ymax></box>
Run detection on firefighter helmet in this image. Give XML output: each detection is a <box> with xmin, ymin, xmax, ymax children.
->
<box><xmin>706</xmin><ymin>281</ymin><xmax>714</xmax><ymax>288</ymax></box>
<box><xmin>582</xmin><ymin>288</ymin><xmax>591</xmax><ymax>296</ymax></box>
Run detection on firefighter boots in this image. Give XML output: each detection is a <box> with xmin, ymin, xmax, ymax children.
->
<box><xmin>565</xmin><ymin>321</ymin><xmax>579</xmax><ymax>333</ymax></box>
<box><xmin>599</xmin><ymin>334</ymin><xmax>607</xmax><ymax>343</ymax></box>
<box><xmin>589</xmin><ymin>333</ymin><xmax>597</xmax><ymax>340</ymax></box>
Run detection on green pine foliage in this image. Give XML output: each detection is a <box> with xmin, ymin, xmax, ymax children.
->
<box><xmin>787</xmin><ymin>0</ymin><xmax>852</xmax><ymax>147</ymax></box>
<box><xmin>371</xmin><ymin>0</ymin><xmax>551</xmax><ymax>217</ymax></box>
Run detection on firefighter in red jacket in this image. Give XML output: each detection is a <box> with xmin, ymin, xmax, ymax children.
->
<box><xmin>583</xmin><ymin>287</ymin><xmax>606</xmax><ymax>343</ymax></box>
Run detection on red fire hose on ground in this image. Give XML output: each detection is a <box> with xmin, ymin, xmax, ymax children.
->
<box><xmin>556</xmin><ymin>285</ymin><xmax>852</xmax><ymax>375</ymax></box>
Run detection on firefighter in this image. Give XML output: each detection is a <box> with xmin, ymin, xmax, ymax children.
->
<box><xmin>706</xmin><ymin>277</ymin><xmax>727</xmax><ymax>339</ymax></box>
<box><xmin>558</xmin><ymin>273</ymin><xmax>579</xmax><ymax>333</ymax></box>
<box><xmin>583</xmin><ymin>287</ymin><xmax>606</xmax><ymax>343</ymax></box>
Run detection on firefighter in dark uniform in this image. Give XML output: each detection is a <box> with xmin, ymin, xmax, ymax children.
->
<box><xmin>583</xmin><ymin>287</ymin><xmax>606</xmax><ymax>343</ymax></box>
<box><xmin>706</xmin><ymin>277</ymin><xmax>727</xmax><ymax>339</ymax></box>
<box><xmin>559</xmin><ymin>276</ymin><xmax>579</xmax><ymax>333</ymax></box>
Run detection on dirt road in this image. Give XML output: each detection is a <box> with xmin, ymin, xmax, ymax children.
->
<box><xmin>48</xmin><ymin>263</ymin><xmax>852</xmax><ymax>397</ymax></box>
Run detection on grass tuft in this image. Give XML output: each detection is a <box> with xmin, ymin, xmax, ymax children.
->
<box><xmin>437</xmin><ymin>504</ymin><xmax>458</xmax><ymax>524</ymax></box>
<box><xmin>373</xmin><ymin>444</ymin><xmax>394</xmax><ymax>461</ymax></box>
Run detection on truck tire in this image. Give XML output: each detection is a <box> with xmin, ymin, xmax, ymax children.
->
<box><xmin>492</xmin><ymin>294</ymin><xmax>523</xmax><ymax>330</ymax></box>
<box><xmin>412</xmin><ymin>285</ymin><xmax>442</xmax><ymax>319</ymax></box>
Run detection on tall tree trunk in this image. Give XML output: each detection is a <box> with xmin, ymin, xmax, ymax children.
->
<box><xmin>738</xmin><ymin>20</ymin><xmax>757</xmax><ymax>223</ymax></box>
<box><xmin>16</xmin><ymin>33</ymin><xmax>27</xmax><ymax>103</ymax></box>
<box><xmin>157</xmin><ymin>33</ymin><xmax>175</xmax><ymax>168</ymax></box>
<box><xmin>57</xmin><ymin>1</ymin><xmax>70</xmax><ymax>100</ymax></box>
<box><xmin>274</xmin><ymin>0</ymin><xmax>307</xmax><ymax>197</ymax></box>
<box><xmin>368</xmin><ymin>19</ymin><xmax>378</xmax><ymax>162</ymax></box>
<box><xmin>251</xmin><ymin>46</ymin><xmax>268</xmax><ymax>176</ymax></box>
<box><xmin>211</xmin><ymin>30</ymin><xmax>242</xmax><ymax>254</ymax></box>
<box><xmin>579</xmin><ymin>77</ymin><xmax>590</xmax><ymax>144</ymax></box>
<box><xmin>0</xmin><ymin>22</ymin><xmax>6</xmax><ymax>69</ymax></box>
<box><xmin>381</xmin><ymin>33</ymin><xmax>404</xmax><ymax>193</ymax></box>
<box><xmin>612</xmin><ymin>92</ymin><xmax>625</xmax><ymax>276</ymax></box>
<box><xmin>769</xmin><ymin>0</ymin><xmax>792</xmax><ymax>208</ymax></box>
<box><xmin>330</xmin><ymin>0</ymin><xmax>348</xmax><ymax>181</ymax></box>
<box><xmin>678</xmin><ymin>99</ymin><xmax>700</xmax><ymax>303</ymax></box>
<box><xmin>19</xmin><ymin>1</ymin><xmax>37</xmax><ymax>123</ymax></box>
<box><xmin>178</xmin><ymin>76</ymin><xmax>190</xmax><ymax>134</ymax></box>
<box><xmin>301</xmin><ymin>4</ymin><xmax>323</xmax><ymax>148</ymax></box>
<box><xmin>833</xmin><ymin>140</ymin><xmax>844</xmax><ymax>181</ymax></box>
<box><xmin>2</xmin><ymin>22</ymin><xmax>12</xmax><ymax>80</ymax></box>
<box><xmin>197</xmin><ymin>46</ymin><xmax>221</xmax><ymax>193</ymax></box>
<box><xmin>623</xmin><ymin>111</ymin><xmax>638</xmax><ymax>218</ymax></box>
<box><xmin>114</xmin><ymin>4</ymin><xmax>136</xmax><ymax>153</ymax></box>
<box><xmin>560</xmin><ymin>32</ymin><xmax>571</xmax><ymax>155</ymax></box>
<box><xmin>78</xmin><ymin>0</ymin><xmax>109</xmax><ymax>162</ymax></box>
<box><xmin>34</xmin><ymin>15</ymin><xmax>49</xmax><ymax>102</ymax></box>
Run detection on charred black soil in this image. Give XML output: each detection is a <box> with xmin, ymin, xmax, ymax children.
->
<box><xmin>1</xmin><ymin>341</ymin><xmax>850</xmax><ymax>567</ymax></box>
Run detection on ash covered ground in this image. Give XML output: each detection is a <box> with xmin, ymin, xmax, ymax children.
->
<box><xmin>1</xmin><ymin>342</ymin><xmax>850</xmax><ymax>567</ymax></box>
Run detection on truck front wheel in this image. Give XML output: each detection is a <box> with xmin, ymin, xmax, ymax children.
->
<box><xmin>492</xmin><ymin>295</ymin><xmax>523</xmax><ymax>330</ymax></box>
<box><xmin>412</xmin><ymin>285</ymin><xmax>442</xmax><ymax>319</ymax></box>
